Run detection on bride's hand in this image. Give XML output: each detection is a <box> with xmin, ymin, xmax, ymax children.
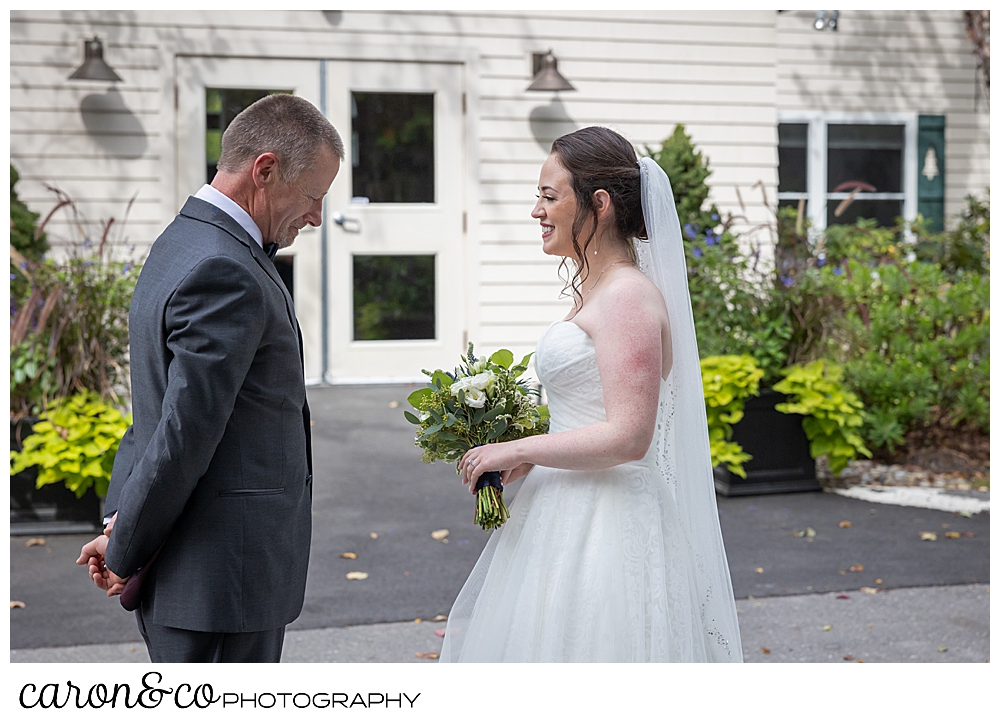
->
<box><xmin>460</xmin><ymin>442</ymin><xmax>524</xmax><ymax>493</ymax></box>
<box><xmin>501</xmin><ymin>463</ymin><xmax>534</xmax><ymax>486</ymax></box>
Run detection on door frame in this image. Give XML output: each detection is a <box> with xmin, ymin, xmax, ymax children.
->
<box><xmin>167</xmin><ymin>42</ymin><xmax>482</xmax><ymax>384</ymax></box>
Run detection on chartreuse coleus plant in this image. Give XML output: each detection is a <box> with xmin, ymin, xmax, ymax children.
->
<box><xmin>700</xmin><ymin>355</ymin><xmax>764</xmax><ymax>478</ymax></box>
<box><xmin>773</xmin><ymin>360</ymin><xmax>872</xmax><ymax>475</ymax></box>
<box><xmin>10</xmin><ymin>391</ymin><xmax>131</xmax><ymax>498</ymax></box>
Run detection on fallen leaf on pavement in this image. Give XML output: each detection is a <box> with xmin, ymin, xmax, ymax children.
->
<box><xmin>754</xmin><ymin>567</ymin><xmax>763</xmax><ymax>573</ymax></box>
<box><xmin>919</xmin><ymin>531</ymin><xmax>937</xmax><ymax>541</ymax></box>
<box><xmin>945</xmin><ymin>531</ymin><xmax>961</xmax><ymax>539</ymax></box>
<box><xmin>431</xmin><ymin>614</ymin><xmax>447</xmax><ymax>621</ymax></box>
<box><xmin>843</xmin><ymin>654</ymin><xmax>854</xmax><ymax>661</ymax></box>
<box><xmin>10</xmin><ymin>601</ymin><xmax>26</xmax><ymax>609</ymax></box>
<box><xmin>370</xmin><ymin>532</ymin><xmax>379</xmax><ymax>539</ymax></box>
<box><xmin>431</xmin><ymin>529</ymin><xmax>449</xmax><ymax>541</ymax></box>
<box><xmin>938</xmin><ymin>646</ymin><xmax>948</xmax><ymax>653</ymax></box>
<box><xmin>435</xmin><ymin>629</ymin><xmax>446</xmax><ymax>637</ymax></box>
<box><xmin>958</xmin><ymin>511</ymin><xmax>972</xmax><ymax>518</ymax></box>
<box><xmin>415</xmin><ymin>652</ymin><xmax>439</xmax><ymax>659</ymax></box>
<box><xmin>806</xmin><ymin>527</ymin><xmax>816</xmax><ymax>537</ymax></box>
<box><xmin>839</xmin><ymin>570</ymin><xmax>846</xmax><ymax>575</ymax></box>
<box><xmin>25</xmin><ymin>538</ymin><xmax>45</xmax><ymax>547</ymax></box>
<box><xmin>962</xmin><ymin>531</ymin><xmax>975</xmax><ymax>538</ymax></box>
<box><xmin>761</xmin><ymin>648</ymin><xmax>771</xmax><ymax>654</ymax></box>
<box><xmin>857</xmin><ymin>659</ymin><xmax>865</xmax><ymax>663</ymax></box>
<box><xmin>860</xmin><ymin>587</ymin><xmax>878</xmax><ymax>594</ymax></box>
<box><xmin>839</xmin><ymin>521</ymin><xmax>851</xmax><ymax>528</ymax></box>
<box><xmin>875</xmin><ymin>579</ymin><xmax>882</xmax><ymax>584</ymax></box>
<box><xmin>389</xmin><ymin>401</ymin><xmax>399</xmax><ymax>408</ymax></box>
<box><xmin>836</xmin><ymin>594</ymin><xmax>850</xmax><ymax>600</ymax></box>
<box><xmin>340</xmin><ymin>552</ymin><xmax>357</xmax><ymax>559</ymax></box>
<box><xmin>849</xmin><ymin>564</ymin><xmax>864</xmax><ymax>572</ymax></box>
<box><xmin>820</xmin><ymin>625</ymin><xmax>832</xmax><ymax>632</ymax></box>
<box><xmin>414</xmin><ymin>618</ymin><xmax>423</xmax><ymax>623</ymax></box>
<box><xmin>345</xmin><ymin>571</ymin><xmax>369</xmax><ymax>580</ymax></box>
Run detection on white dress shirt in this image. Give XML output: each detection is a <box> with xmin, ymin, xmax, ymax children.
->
<box><xmin>194</xmin><ymin>184</ymin><xmax>264</xmax><ymax>249</ymax></box>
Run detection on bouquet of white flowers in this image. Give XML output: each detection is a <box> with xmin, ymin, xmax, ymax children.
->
<box><xmin>405</xmin><ymin>343</ymin><xmax>549</xmax><ymax>530</ymax></box>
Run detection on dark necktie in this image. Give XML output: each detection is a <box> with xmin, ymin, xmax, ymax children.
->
<box><xmin>264</xmin><ymin>243</ymin><xmax>278</xmax><ymax>260</ymax></box>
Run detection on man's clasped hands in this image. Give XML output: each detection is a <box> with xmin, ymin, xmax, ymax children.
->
<box><xmin>75</xmin><ymin>512</ymin><xmax>130</xmax><ymax>596</ymax></box>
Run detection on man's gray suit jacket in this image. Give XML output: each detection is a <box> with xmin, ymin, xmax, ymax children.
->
<box><xmin>104</xmin><ymin>197</ymin><xmax>313</xmax><ymax>633</ymax></box>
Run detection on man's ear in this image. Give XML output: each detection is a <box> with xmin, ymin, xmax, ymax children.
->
<box><xmin>251</xmin><ymin>153</ymin><xmax>280</xmax><ymax>188</ymax></box>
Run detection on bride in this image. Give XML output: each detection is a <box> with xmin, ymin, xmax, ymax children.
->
<box><xmin>439</xmin><ymin>126</ymin><xmax>742</xmax><ymax>663</ymax></box>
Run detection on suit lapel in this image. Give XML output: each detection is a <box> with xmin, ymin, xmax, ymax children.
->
<box><xmin>179</xmin><ymin>197</ymin><xmax>297</xmax><ymax>330</ymax></box>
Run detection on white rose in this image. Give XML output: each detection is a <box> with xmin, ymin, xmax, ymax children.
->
<box><xmin>466</xmin><ymin>371</ymin><xmax>496</xmax><ymax>391</ymax></box>
<box><xmin>450</xmin><ymin>377</ymin><xmax>473</xmax><ymax>393</ymax></box>
<box><xmin>465</xmin><ymin>388</ymin><xmax>487</xmax><ymax>408</ymax></box>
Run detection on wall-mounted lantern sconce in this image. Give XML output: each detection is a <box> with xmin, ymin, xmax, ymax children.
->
<box><xmin>526</xmin><ymin>50</ymin><xmax>575</xmax><ymax>92</ymax></box>
<box><xmin>813</xmin><ymin>10</ymin><xmax>840</xmax><ymax>31</ymax></box>
<box><xmin>68</xmin><ymin>37</ymin><xmax>123</xmax><ymax>82</ymax></box>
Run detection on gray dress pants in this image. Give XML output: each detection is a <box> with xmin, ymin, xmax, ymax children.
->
<box><xmin>136</xmin><ymin>609</ymin><xmax>285</xmax><ymax>663</ymax></box>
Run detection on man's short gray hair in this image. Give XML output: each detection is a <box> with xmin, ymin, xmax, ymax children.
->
<box><xmin>217</xmin><ymin>94</ymin><xmax>345</xmax><ymax>181</ymax></box>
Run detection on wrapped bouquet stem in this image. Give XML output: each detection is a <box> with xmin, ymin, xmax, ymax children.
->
<box><xmin>405</xmin><ymin>344</ymin><xmax>549</xmax><ymax>530</ymax></box>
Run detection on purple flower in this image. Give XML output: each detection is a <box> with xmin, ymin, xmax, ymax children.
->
<box><xmin>10</xmin><ymin>273</ymin><xmax>16</xmax><ymax>281</ymax></box>
<box><xmin>692</xmin><ymin>247</ymin><xmax>703</xmax><ymax>258</ymax></box>
<box><xmin>122</xmin><ymin>262</ymin><xmax>133</xmax><ymax>273</ymax></box>
<box><xmin>833</xmin><ymin>266</ymin><xmax>844</xmax><ymax>276</ymax></box>
<box><xmin>711</xmin><ymin>213</ymin><xmax>719</xmax><ymax>221</ymax></box>
<box><xmin>780</xmin><ymin>275</ymin><xmax>794</xmax><ymax>287</ymax></box>
<box><xmin>817</xmin><ymin>256</ymin><xmax>826</xmax><ymax>267</ymax></box>
<box><xmin>19</xmin><ymin>262</ymin><xmax>27</xmax><ymax>270</ymax></box>
<box><xmin>83</xmin><ymin>238</ymin><xmax>92</xmax><ymax>248</ymax></box>
<box><xmin>705</xmin><ymin>231</ymin><xmax>718</xmax><ymax>246</ymax></box>
<box><xmin>684</xmin><ymin>223</ymin><xmax>697</xmax><ymax>240</ymax></box>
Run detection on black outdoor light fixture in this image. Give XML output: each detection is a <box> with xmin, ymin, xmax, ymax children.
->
<box><xmin>814</xmin><ymin>10</ymin><xmax>840</xmax><ymax>31</ymax></box>
<box><xmin>68</xmin><ymin>36</ymin><xmax>123</xmax><ymax>82</ymax></box>
<box><xmin>526</xmin><ymin>50</ymin><xmax>575</xmax><ymax>92</ymax></box>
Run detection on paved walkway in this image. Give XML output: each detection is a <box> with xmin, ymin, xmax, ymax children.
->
<box><xmin>11</xmin><ymin>583</ymin><xmax>988</xmax><ymax>663</ymax></box>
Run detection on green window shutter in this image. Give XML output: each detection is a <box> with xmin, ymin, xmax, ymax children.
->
<box><xmin>917</xmin><ymin>115</ymin><xmax>945</xmax><ymax>232</ymax></box>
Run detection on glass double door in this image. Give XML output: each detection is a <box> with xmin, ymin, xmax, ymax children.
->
<box><xmin>176</xmin><ymin>56</ymin><xmax>465</xmax><ymax>382</ymax></box>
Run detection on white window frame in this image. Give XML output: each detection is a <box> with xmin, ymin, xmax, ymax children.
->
<box><xmin>777</xmin><ymin>111</ymin><xmax>918</xmax><ymax>234</ymax></box>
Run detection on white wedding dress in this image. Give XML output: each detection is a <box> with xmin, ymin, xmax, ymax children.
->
<box><xmin>439</xmin><ymin>157</ymin><xmax>742</xmax><ymax>663</ymax></box>
<box><xmin>439</xmin><ymin>320</ymin><xmax>740</xmax><ymax>662</ymax></box>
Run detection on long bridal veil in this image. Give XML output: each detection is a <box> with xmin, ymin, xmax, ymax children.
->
<box><xmin>635</xmin><ymin>156</ymin><xmax>743</xmax><ymax>661</ymax></box>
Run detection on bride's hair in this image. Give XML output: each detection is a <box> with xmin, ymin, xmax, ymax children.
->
<box><xmin>550</xmin><ymin>126</ymin><xmax>647</xmax><ymax>303</ymax></box>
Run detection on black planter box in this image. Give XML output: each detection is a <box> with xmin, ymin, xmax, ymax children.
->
<box><xmin>713</xmin><ymin>389</ymin><xmax>820</xmax><ymax>497</ymax></box>
<box><xmin>10</xmin><ymin>419</ymin><xmax>102</xmax><ymax>535</ymax></box>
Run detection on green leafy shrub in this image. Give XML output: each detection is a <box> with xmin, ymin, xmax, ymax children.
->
<box><xmin>9</xmin><ymin>392</ymin><xmax>132</xmax><ymax>498</ymax></box>
<box><xmin>773</xmin><ymin>360</ymin><xmax>872</xmax><ymax>475</ymax></box>
<box><xmin>914</xmin><ymin>190</ymin><xmax>990</xmax><ymax>276</ymax></box>
<box><xmin>832</xmin><ymin>255</ymin><xmax>989</xmax><ymax>450</ymax></box>
<box><xmin>9</xmin><ymin>185</ymin><xmax>141</xmax><ymax>418</ymax></box>
<box><xmin>10</xmin><ymin>164</ymin><xmax>48</xmax><ymax>261</ymax></box>
<box><xmin>701</xmin><ymin>355</ymin><xmax>764</xmax><ymax>477</ymax></box>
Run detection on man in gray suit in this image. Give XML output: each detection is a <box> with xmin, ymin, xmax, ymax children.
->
<box><xmin>76</xmin><ymin>94</ymin><xmax>343</xmax><ymax>663</ymax></box>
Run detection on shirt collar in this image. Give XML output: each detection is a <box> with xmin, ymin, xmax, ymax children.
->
<box><xmin>194</xmin><ymin>184</ymin><xmax>264</xmax><ymax>249</ymax></box>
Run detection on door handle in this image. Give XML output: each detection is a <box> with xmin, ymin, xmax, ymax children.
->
<box><xmin>331</xmin><ymin>212</ymin><xmax>361</xmax><ymax>233</ymax></box>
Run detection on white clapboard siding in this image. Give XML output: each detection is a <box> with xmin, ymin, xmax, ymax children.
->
<box><xmin>12</xmin><ymin>9</ymin><xmax>853</xmax><ymax>360</ymax></box>
<box><xmin>776</xmin><ymin>9</ymin><xmax>989</xmax><ymax>220</ymax></box>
